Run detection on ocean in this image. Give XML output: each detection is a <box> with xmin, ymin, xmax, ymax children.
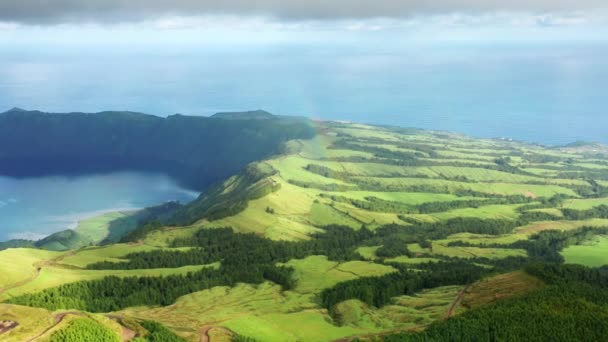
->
<box><xmin>0</xmin><ymin>40</ymin><xmax>607</xmax><ymax>240</ymax></box>
<box><xmin>1</xmin><ymin>41</ymin><xmax>606</xmax><ymax>145</ymax></box>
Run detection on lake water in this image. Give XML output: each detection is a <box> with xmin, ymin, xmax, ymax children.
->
<box><xmin>1</xmin><ymin>42</ymin><xmax>607</xmax><ymax>145</ymax></box>
<box><xmin>0</xmin><ymin>172</ymin><xmax>198</xmax><ymax>241</ymax></box>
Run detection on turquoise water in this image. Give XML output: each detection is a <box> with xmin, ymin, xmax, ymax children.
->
<box><xmin>0</xmin><ymin>172</ymin><xmax>198</xmax><ymax>241</ymax></box>
<box><xmin>1</xmin><ymin>42</ymin><xmax>607</xmax><ymax>145</ymax></box>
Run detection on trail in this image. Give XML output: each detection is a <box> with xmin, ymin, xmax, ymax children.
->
<box><xmin>200</xmin><ymin>325</ymin><xmax>236</xmax><ymax>342</ymax></box>
<box><xmin>25</xmin><ymin>312</ymin><xmax>84</xmax><ymax>342</ymax></box>
<box><xmin>445</xmin><ymin>284</ymin><xmax>471</xmax><ymax>319</ymax></box>
<box><xmin>106</xmin><ymin>315</ymin><xmax>136</xmax><ymax>341</ymax></box>
<box><xmin>0</xmin><ymin>267</ymin><xmax>42</xmax><ymax>296</ymax></box>
<box><xmin>0</xmin><ymin>250</ymin><xmax>77</xmax><ymax>296</ymax></box>
<box><xmin>0</xmin><ymin>321</ymin><xmax>19</xmax><ymax>335</ymax></box>
<box><xmin>0</xmin><ymin>251</ymin><xmax>83</xmax><ymax>341</ymax></box>
<box><xmin>200</xmin><ymin>326</ymin><xmax>212</xmax><ymax>342</ymax></box>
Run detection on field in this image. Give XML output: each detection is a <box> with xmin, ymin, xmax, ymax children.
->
<box><xmin>457</xmin><ymin>271</ymin><xmax>545</xmax><ymax>313</ymax></box>
<box><xmin>284</xmin><ymin>256</ymin><xmax>396</xmax><ymax>293</ymax></box>
<box><xmin>562</xmin><ymin>236</ymin><xmax>608</xmax><ymax>267</ymax></box>
<box><xmin>58</xmin><ymin>244</ymin><xmax>161</xmax><ymax>268</ymax></box>
<box><xmin>0</xmin><ymin>249</ymin><xmax>63</xmax><ymax>288</ymax></box>
<box><xmin>3</xmin><ymin>120</ymin><xmax>608</xmax><ymax>341</ymax></box>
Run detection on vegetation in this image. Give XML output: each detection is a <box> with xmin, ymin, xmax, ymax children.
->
<box><xmin>166</xmin><ymin>162</ymin><xmax>281</xmax><ymax>226</ymax></box>
<box><xmin>49</xmin><ymin>318</ymin><xmax>121</xmax><ymax>342</ymax></box>
<box><xmin>137</xmin><ymin>320</ymin><xmax>186</xmax><ymax>342</ymax></box>
<box><xmin>4</xmin><ymin>116</ymin><xmax>608</xmax><ymax>341</ymax></box>
<box><xmin>1</xmin><ymin>202</ymin><xmax>182</xmax><ymax>252</ymax></box>
<box><xmin>562</xmin><ymin>235</ymin><xmax>608</xmax><ymax>267</ymax></box>
<box><xmin>386</xmin><ymin>264</ymin><xmax>608</xmax><ymax>341</ymax></box>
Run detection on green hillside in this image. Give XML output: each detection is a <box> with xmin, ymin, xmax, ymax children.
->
<box><xmin>3</xmin><ymin>118</ymin><xmax>608</xmax><ymax>341</ymax></box>
<box><xmin>1</xmin><ymin>202</ymin><xmax>183</xmax><ymax>252</ymax></box>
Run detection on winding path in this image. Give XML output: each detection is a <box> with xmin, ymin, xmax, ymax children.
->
<box><xmin>200</xmin><ymin>325</ymin><xmax>236</xmax><ymax>342</ymax></box>
<box><xmin>106</xmin><ymin>315</ymin><xmax>136</xmax><ymax>341</ymax></box>
<box><xmin>444</xmin><ymin>285</ymin><xmax>470</xmax><ymax>319</ymax></box>
<box><xmin>0</xmin><ymin>267</ymin><xmax>42</xmax><ymax>296</ymax></box>
<box><xmin>0</xmin><ymin>250</ymin><xmax>77</xmax><ymax>297</ymax></box>
<box><xmin>25</xmin><ymin>312</ymin><xmax>85</xmax><ymax>342</ymax></box>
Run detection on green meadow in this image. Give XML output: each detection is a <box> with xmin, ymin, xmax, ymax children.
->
<box><xmin>562</xmin><ymin>236</ymin><xmax>608</xmax><ymax>267</ymax></box>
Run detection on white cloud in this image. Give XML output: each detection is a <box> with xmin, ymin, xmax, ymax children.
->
<box><xmin>8</xmin><ymin>231</ymin><xmax>48</xmax><ymax>241</ymax></box>
<box><xmin>1</xmin><ymin>0</ymin><xmax>608</xmax><ymax>24</ymax></box>
<box><xmin>0</xmin><ymin>198</ymin><xmax>18</xmax><ymax>208</ymax></box>
<box><xmin>0</xmin><ymin>21</ymin><xmax>19</xmax><ymax>30</ymax></box>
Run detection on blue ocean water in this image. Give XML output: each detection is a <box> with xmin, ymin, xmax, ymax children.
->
<box><xmin>1</xmin><ymin>42</ymin><xmax>606</xmax><ymax>145</ymax></box>
<box><xmin>0</xmin><ymin>41</ymin><xmax>607</xmax><ymax>241</ymax></box>
<box><xmin>0</xmin><ymin>172</ymin><xmax>198</xmax><ymax>241</ymax></box>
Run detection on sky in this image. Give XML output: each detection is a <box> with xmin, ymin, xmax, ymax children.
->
<box><xmin>1</xmin><ymin>0</ymin><xmax>608</xmax><ymax>23</ymax></box>
<box><xmin>0</xmin><ymin>0</ymin><xmax>608</xmax><ymax>45</ymax></box>
<box><xmin>1</xmin><ymin>0</ymin><xmax>608</xmax><ymax>146</ymax></box>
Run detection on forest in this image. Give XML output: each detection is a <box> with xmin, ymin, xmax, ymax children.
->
<box><xmin>387</xmin><ymin>264</ymin><xmax>608</xmax><ymax>341</ymax></box>
<box><xmin>13</xmin><ymin>218</ymin><xmax>606</xmax><ymax>314</ymax></box>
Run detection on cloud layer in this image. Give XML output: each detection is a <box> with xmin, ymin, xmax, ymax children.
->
<box><xmin>1</xmin><ymin>0</ymin><xmax>608</xmax><ymax>24</ymax></box>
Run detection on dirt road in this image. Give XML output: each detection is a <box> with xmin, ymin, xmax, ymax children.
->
<box><xmin>444</xmin><ymin>285</ymin><xmax>470</xmax><ymax>319</ymax></box>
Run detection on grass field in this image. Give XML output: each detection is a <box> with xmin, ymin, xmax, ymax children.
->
<box><xmin>439</xmin><ymin>232</ymin><xmax>528</xmax><ymax>245</ymax></box>
<box><xmin>407</xmin><ymin>203</ymin><xmax>525</xmax><ymax>222</ymax></box>
<box><xmin>430</xmin><ymin>243</ymin><xmax>527</xmax><ymax>259</ymax></box>
<box><xmin>356</xmin><ymin>246</ymin><xmax>381</xmax><ymax>260</ymax></box>
<box><xmin>515</xmin><ymin>219</ymin><xmax>608</xmax><ymax>235</ymax></box>
<box><xmin>283</xmin><ymin>255</ymin><xmax>396</xmax><ymax>294</ymax></box>
<box><xmin>0</xmin><ymin>248</ymin><xmax>64</xmax><ymax>288</ymax></box>
<box><xmin>123</xmin><ymin>282</ymin><xmax>377</xmax><ymax>342</ymax></box>
<box><xmin>350</xmin><ymin>177</ymin><xmax>578</xmax><ymax>197</ymax></box>
<box><xmin>562</xmin><ymin>197</ymin><xmax>608</xmax><ymax>210</ymax></box>
<box><xmin>58</xmin><ymin>244</ymin><xmax>160</xmax><ymax>268</ymax></box>
<box><xmin>458</xmin><ymin>271</ymin><xmax>545</xmax><ymax>313</ymax></box>
<box><xmin>562</xmin><ymin>236</ymin><xmax>608</xmax><ymax>267</ymax></box>
<box><xmin>0</xmin><ymin>304</ymin><xmax>54</xmax><ymax>342</ymax></box>
<box><xmin>334</xmin><ymin>285</ymin><xmax>462</xmax><ymax>331</ymax></box>
<box><xmin>0</xmin><ymin>247</ymin><xmax>214</xmax><ymax>301</ymax></box>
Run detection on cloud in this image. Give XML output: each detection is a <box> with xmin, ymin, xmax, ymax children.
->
<box><xmin>8</xmin><ymin>231</ymin><xmax>48</xmax><ymax>241</ymax></box>
<box><xmin>0</xmin><ymin>198</ymin><xmax>17</xmax><ymax>208</ymax></box>
<box><xmin>0</xmin><ymin>21</ymin><xmax>19</xmax><ymax>30</ymax></box>
<box><xmin>1</xmin><ymin>0</ymin><xmax>608</xmax><ymax>24</ymax></box>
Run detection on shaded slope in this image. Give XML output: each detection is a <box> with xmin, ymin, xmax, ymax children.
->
<box><xmin>167</xmin><ymin>162</ymin><xmax>280</xmax><ymax>226</ymax></box>
<box><xmin>0</xmin><ymin>108</ymin><xmax>315</xmax><ymax>190</ymax></box>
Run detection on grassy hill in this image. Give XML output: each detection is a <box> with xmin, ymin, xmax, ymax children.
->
<box><xmin>3</xmin><ymin>119</ymin><xmax>608</xmax><ymax>341</ymax></box>
<box><xmin>0</xmin><ymin>202</ymin><xmax>183</xmax><ymax>252</ymax></box>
